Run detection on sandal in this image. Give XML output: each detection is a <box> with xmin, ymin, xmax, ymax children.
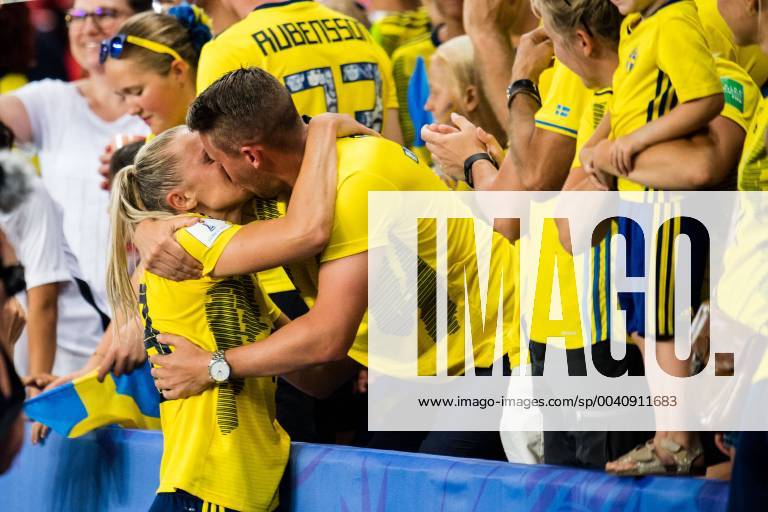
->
<box><xmin>607</xmin><ymin>439</ymin><xmax>704</xmax><ymax>476</ymax></box>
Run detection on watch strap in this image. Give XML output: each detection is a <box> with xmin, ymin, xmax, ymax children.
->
<box><xmin>463</xmin><ymin>153</ymin><xmax>498</xmax><ymax>188</ymax></box>
<box><xmin>507</xmin><ymin>79</ymin><xmax>542</xmax><ymax>109</ymax></box>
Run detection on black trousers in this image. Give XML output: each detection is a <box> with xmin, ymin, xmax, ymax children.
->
<box><xmin>529</xmin><ymin>340</ymin><xmax>652</xmax><ymax>468</ymax></box>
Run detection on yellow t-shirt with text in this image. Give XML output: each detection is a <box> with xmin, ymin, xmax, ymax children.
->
<box><xmin>197</xmin><ymin>0</ymin><xmax>397</xmax><ymax>133</ymax></box>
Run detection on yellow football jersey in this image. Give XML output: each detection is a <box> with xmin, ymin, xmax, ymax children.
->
<box><xmin>695</xmin><ymin>0</ymin><xmax>768</xmax><ymax>89</ymax></box>
<box><xmin>141</xmin><ymin>217</ymin><xmax>290</xmax><ymax>512</ymax></box>
<box><xmin>197</xmin><ymin>0</ymin><xmax>398</xmax><ymax>133</ymax></box>
<box><xmin>274</xmin><ymin>136</ymin><xmax>520</xmax><ymax>374</ymax></box>
<box><xmin>534</xmin><ymin>59</ymin><xmax>590</xmax><ymax>139</ymax></box>
<box><xmin>738</xmin><ymin>96</ymin><xmax>768</xmax><ymax>191</ymax></box>
<box><xmin>391</xmin><ymin>31</ymin><xmax>438</xmax><ymax>153</ymax></box>
<box><xmin>370</xmin><ymin>7</ymin><xmax>431</xmax><ymax>56</ymax></box>
<box><xmin>617</xmin><ymin>56</ymin><xmax>760</xmax><ymax>192</ymax></box>
<box><xmin>611</xmin><ymin>1</ymin><xmax>722</xmax><ymax>144</ymax></box>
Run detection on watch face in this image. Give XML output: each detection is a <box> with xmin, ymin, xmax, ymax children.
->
<box><xmin>210</xmin><ymin>359</ymin><xmax>230</xmax><ymax>382</ymax></box>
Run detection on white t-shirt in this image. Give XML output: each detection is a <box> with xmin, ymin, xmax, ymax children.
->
<box><xmin>12</xmin><ymin>79</ymin><xmax>149</xmax><ymax>304</ymax></box>
<box><xmin>0</xmin><ymin>177</ymin><xmax>109</xmax><ymax>376</ymax></box>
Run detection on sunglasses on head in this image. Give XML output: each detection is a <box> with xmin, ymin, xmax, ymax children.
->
<box><xmin>99</xmin><ymin>34</ymin><xmax>184</xmax><ymax>65</ymax></box>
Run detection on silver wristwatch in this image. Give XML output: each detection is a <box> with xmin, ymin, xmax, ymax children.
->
<box><xmin>208</xmin><ymin>350</ymin><xmax>231</xmax><ymax>384</ymax></box>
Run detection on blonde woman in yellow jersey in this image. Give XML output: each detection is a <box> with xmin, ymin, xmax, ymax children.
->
<box><xmin>106</xmin><ymin>114</ymin><xmax>374</xmax><ymax>512</ymax></box>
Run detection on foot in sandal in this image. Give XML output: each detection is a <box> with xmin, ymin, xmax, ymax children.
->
<box><xmin>605</xmin><ymin>438</ymin><xmax>705</xmax><ymax>476</ymax></box>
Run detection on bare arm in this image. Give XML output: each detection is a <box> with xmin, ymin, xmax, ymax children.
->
<box><xmin>221</xmin><ymin>252</ymin><xmax>367</xmax><ymax>374</ymax></box>
<box><xmin>595</xmin><ymin>115</ymin><xmax>744</xmax><ymax>189</ymax></box>
<box><xmin>505</xmin><ymin>29</ymin><xmax>576</xmax><ymax>191</ymax></box>
<box><xmin>611</xmin><ymin>94</ymin><xmax>725</xmax><ymax>174</ymax></box>
<box><xmin>25</xmin><ymin>283</ymin><xmax>59</xmax><ymax>377</ymax></box>
<box><xmin>149</xmin><ymin>252</ymin><xmax>369</xmax><ymax>398</ymax></box>
<box><xmin>382</xmin><ymin>108</ymin><xmax>404</xmax><ymax>145</ymax></box>
<box><xmin>0</xmin><ymin>95</ymin><xmax>33</xmax><ymax>146</ymax></box>
<box><xmin>466</xmin><ymin>28</ymin><xmax>515</xmax><ymax>128</ymax></box>
<box><xmin>556</xmin><ymin>166</ymin><xmax>610</xmax><ymax>254</ymax></box>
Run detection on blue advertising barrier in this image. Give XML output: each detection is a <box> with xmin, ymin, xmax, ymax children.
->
<box><xmin>0</xmin><ymin>424</ymin><xmax>728</xmax><ymax>511</ymax></box>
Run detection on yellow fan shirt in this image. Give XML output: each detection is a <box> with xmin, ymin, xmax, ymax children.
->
<box><xmin>141</xmin><ymin>217</ymin><xmax>290</xmax><ymax>512</ymax></box>
<box><xmin>534</xmin><ymin>59</ymin><xmax>590</xmax><ymax>140</ymax></box>
<box><xmin>611</xmin><ymin>0</ymin><xmax>722</xmax><ymax>148</ymax></box>
<box><xmin>272</xmin><ymin>136</ymin><xmax>521</xmax><ymax>375</ymax></box>
<box><xmin>197</xmin><ymin>0</ymin><xmax>397</xmax><ymax>133</ymax></box>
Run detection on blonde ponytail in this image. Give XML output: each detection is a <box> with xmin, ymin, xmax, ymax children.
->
<box><xmin>106</xmin><ymin>126</ymin><xmax>187</xmax><ymax>326</ymax></box>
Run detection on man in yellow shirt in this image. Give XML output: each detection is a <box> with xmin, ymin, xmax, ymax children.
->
<box><xmin>149</xmin><ymin>67</ymin><xmax>520</xmax><ymax>460</ymax></box>
<box><xmin>197</xmin><ymin>0</ymin><xmax>402</xmax><ymax>143</ymax></box>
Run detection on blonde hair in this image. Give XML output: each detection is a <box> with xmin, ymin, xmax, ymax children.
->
<box><xmin>531</xmin><ymin>0</ymin><xmax>622</xmax><ymax>49</ymax></box>
<box><xmin>117</xmin><ymin>11</ymin><xmax>202</xmax><ymax>75</ymax></box>
<box><xmin>431</xmin><ymin>36</ymin><xmax>507</xmax><ymax>144</ymax></box>
<box><xmin>106</xmin><ymin>126</ymin><xmax>187</xmax><ymax>326</ymax></box>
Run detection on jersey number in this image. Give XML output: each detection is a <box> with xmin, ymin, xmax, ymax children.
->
<box><xmin>283</xmin><ymin>62</ymin><xmax>384</xmax><ymax>132</ymax></box>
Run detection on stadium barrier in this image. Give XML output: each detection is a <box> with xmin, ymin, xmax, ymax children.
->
<box><xmin>0</xmin><ymin>424</ymin><xmax>728</xmax><ymax>511</ymax></box>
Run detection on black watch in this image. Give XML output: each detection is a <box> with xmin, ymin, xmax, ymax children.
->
<box><xmin>463</xmin><ymin>153</ymin><xmax>498</xmax><ymax>188</ymax></box>
<box><xmin>506</xmin><ymin>79</ymin><xmax>541</xmax><ymax>109</ymax></box>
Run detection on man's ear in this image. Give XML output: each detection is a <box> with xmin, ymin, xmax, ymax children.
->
<box><xmin>166</xmin><ymin>189</ymin><xmax>196</xmax><ymax>212</ymax></box>
<box><xmin>240</xmin><ymin>144</ymin><xmax>263</xmax><ymax>169</ymax></box>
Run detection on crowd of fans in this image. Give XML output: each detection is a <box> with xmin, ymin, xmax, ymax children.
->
<box><xmin>0</xmin><ymin>0</ymin><xmax>767</xmax><ymax>510</ymax></box>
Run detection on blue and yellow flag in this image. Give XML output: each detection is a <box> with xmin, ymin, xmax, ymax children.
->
<box><xmin>24</xmin><ymin>360</ymin><xmax>161</xmax><ymax>437</ymax></box>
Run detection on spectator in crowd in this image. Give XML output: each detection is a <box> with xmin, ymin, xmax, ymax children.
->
<box><xmin>696</xmin><ymin>0</ymin><xmax>768</xmax><ymax>90</ymax></box>
<box><xmin>102</xmin><ymin>7</ymin><xmax>212</xmax><ymax>136</ymax></box>
<box><xmin>193</xmin><ymin>0</ymin><xmax>401</xmax><ymax>142</ymax></box>
<box><xmin>107</xmin><ymin>140</ymin><xmax>145</xmax><ymax>184</ymax></box>
<box><xmin>424</xmin><ymin>35</ymin><xmax>506</xmax><ymax>155</ymax></box>
<box><xmin>0</xmin><ymin>0</ymin><xmax>152</xmax><ymax>308</ymax></box>
<box><xmin>0</xmin><ymin>151</ymin><xmax>109</xmax><ymax>425</ymax></box>
<box><xmin>391</xmin><ymin>0</ymin><xmax>468</xmax><ymax>161</ymax></box>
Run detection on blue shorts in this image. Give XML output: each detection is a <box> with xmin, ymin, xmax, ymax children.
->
<box><xmin>148</xmin><ymin>490</ymin><xmax>238</xmax><ymax>512</ymax></box>
<box><xmin>617</xmin><ymin>215</ymin><xmax>708</xmax><ymax>339</ymax></box>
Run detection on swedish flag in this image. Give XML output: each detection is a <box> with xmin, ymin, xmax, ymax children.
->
<box><xmin>23</xmin><ymin>360</ymin><xmax>161</xmax><ymax>437</ymax></box>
